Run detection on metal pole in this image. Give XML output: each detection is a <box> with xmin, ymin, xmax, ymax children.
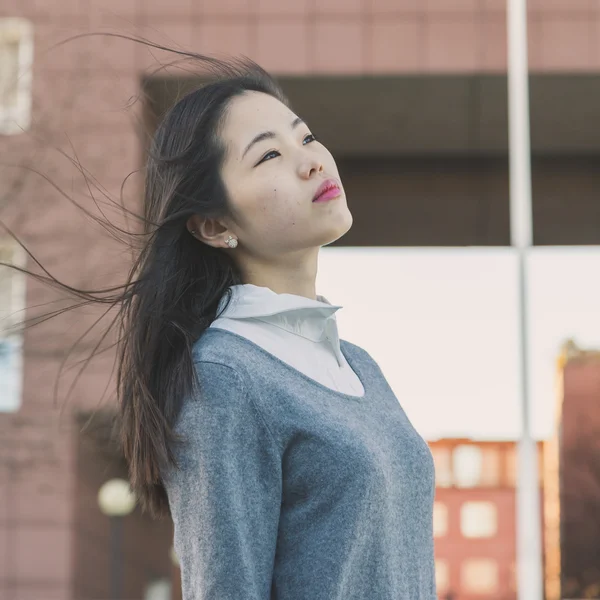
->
<box><xmin>507</xmin><ymin>0</ymin><xmax>544</xmax><ymax>598</ymax></box>
<box><xmin>110</xmin><ymin>515</ymin><xmax>124</xmax><ymax>600</ymax></box>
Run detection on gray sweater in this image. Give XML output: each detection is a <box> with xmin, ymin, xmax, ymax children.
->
<box><xmin>162</xmin><ymin>327</ymin><xmax>437</xmax><ymax>599</ymax></box>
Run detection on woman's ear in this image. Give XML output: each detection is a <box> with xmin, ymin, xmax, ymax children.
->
<box><xmin>186</xmin><ymin>215</ymin><xmax>230</xmax><ymax>248</ymax></box>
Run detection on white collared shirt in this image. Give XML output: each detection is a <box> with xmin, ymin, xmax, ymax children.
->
<box><xmin>209</xmin><ymin>283</ymin><xmax>365</xmax><ymax>397</ymax></box>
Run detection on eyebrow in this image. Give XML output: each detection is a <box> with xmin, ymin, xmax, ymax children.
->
<box><xmin>241</xmin><ymin>116</ymin><xmax>305</xmax><ymax>160</ymax></box>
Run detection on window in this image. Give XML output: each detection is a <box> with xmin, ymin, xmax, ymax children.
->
<box><xmin>461</xmin><ymin>558</ymin><xmax>498</xmax><ymax>594</ymax></box>
<box><xmin>435</xmin><ymin>560</ymin><xmax>449</xmax><ymax>595</ymax></box>
<box><xmin>0</xmin><ymin>18</ymin><xmax>34</xmax><ymax>135</ymax></box>
<box><xmin>453</xmin><ymin>444</ymin><xmax>482</xmax><ymax>487</ymax></box>
<box><xmin>0</xmin><ymin>239</ymin><xmax>26</xmax><ymax>412</ymax></box>
<box><xmin>509</xmin><ymin>561</ymin><xmax>517</xmax><ymax>592</ymax></box>
<box><xmin>480</xmin><ymin>445</ymin><xmax>501</xmax><ymax>486</ymax></box>
<box><xmin>460</xmin><ymin>501</ymin><xmax>497</xmax><ymax>538</ymax></box>
<box><xmin>431</xmin><ymin>446</ymin><xmax>452</xmax><ymax>487</ymax></box>
<box><xmin>433</xmin><ymin>502</ymin><xmax>448</xmax><ymax>537</ymax></box>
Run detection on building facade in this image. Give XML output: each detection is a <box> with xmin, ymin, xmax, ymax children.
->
<box><xmin>544</xmin><ymin>343</ymin><xmax>600</xmax><ymax>600</ymax></box>
<box><xmin>430</xmin><ymin>439</ymin><xmax>545</xmax><ymax>599</ymax></box>
<box><xmin>2</xmin><ymin>0</ymin><xmax>600</xmax><ymax>598</ymax></box>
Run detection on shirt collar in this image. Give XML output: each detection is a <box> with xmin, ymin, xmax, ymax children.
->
<box><xmin>216</xmin><ymin>284</ymin><xmax>346</xmax><ymax>366</ymax></box>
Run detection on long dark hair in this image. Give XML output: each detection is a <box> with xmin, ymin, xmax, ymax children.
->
<box><xmin>1</xmin><ymin>37</ymin><xmax>291</xmax><ymax>519</ymax></box>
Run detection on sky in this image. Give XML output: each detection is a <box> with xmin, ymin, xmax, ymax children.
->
<box><xmin>317</xmin><ymin>246</ymin><xmax>600</xmax><ymax>441</ymax></box>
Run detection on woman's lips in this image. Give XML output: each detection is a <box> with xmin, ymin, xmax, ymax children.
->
<box><xmin>313</xmin><ymin>179</ymin><xmax>342</xmax><ymax>203</ymax></box>
<box><xmin>314</xmin><ymin>187</ymin><xmax>341</xmax><ymax>202</ymax></box>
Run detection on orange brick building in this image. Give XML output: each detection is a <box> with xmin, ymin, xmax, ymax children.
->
<box><xmin>430</xmin><ymin>439</ymin><xmax>545</xmax><ymax>599</ymax></box>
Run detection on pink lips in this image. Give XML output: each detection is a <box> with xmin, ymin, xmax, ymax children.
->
<box><xmin>312</xmin><ymin>179</ymin><xmax>342</xmax><ymax>203</ymax></box>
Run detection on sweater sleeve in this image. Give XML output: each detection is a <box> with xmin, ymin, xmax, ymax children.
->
<box><xmin>164</xmin><ymin>361</ymin><xmax>282</xmax><ymax>600</ymax></box>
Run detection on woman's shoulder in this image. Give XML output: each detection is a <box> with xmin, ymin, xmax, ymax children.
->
<box><xmin>192</xmin><ymin>327</ymin><xmax>237</xmax><ymax>362</ymax></box>
<box><xmin>178</xmin><ymin>330</ymin><xmax>277</xmax><ymax>442</ymax></box>
<box><xmin>191</xmin><ymin>328</ymin><xmax>254</xmax><ymax>385</ymax></box>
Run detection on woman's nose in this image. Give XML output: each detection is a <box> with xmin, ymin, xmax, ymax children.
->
<box><xmin>298</xmin><ymin>156</ymin><xmax>324</xmax><ymax>179</ymax></box>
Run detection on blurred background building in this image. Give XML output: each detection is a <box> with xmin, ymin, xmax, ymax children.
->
<box><xmin>2</xmin><ymin>0</ymin><xmax>600</xmax><ymax>598</ymax></box>
<box><xmin>431</xmin><ymin>439</ymin><xmax>544</xmax><ymax>599</ymax></box>
<box><xmin>543</xmin><ymin>342</ymin><xmax>600</xmax><ymax>600</ymax></box>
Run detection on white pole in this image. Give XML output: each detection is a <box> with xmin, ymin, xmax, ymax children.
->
<box><xmin>507</xmin><ymin>0</ymin><xmax>544</xmax><ymax>598</ymax></box>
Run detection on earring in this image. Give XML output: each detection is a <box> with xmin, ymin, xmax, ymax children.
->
<box><xmin>189</xmin><ymin>229</ymin><xmax>196</xmax><ymax>236</ymax></box>
<box><xmin>225</xmin><ymin>235</ymin><xmax>238</xmax><ymax>249</ymax></box>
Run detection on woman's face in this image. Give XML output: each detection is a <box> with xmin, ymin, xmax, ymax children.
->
<box><xmin>217</xmin><ymin>91</ymin><xmax>353</xmax><ymax>260</ymax></box>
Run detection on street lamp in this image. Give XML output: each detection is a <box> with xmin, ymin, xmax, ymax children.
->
<box><xmin>169</xmin><ymin>544</ymin><xmax>182</xmax><ymax>600</ymax></box>
<box><xmin>169</xmin><ymin>545</ymin><xmax>179</xmax><ymax>567</ymax></box>
<box><xmin>97</xmin><ymin>478</ymin><xmax>137</xmax><ymax>600</ymax></box>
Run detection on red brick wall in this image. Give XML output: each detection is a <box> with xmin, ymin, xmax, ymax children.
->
<box><xmin>560</xmin><ymin>358</ymin><xmax>600</xmax><ymax>597</ymax></box>
<box><xmin>429</xmin><ymin>440</ymin><xmax>545</xmax><ymax>599</ymax></box>
<box><xmin>6</xmin><ymin>0</ymin><xmax>600</xmax><ymax>78</ymax></box>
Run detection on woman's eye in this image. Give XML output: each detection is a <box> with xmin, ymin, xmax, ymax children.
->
<box><xmin>256</xmin><ymin>150</ymin><xmax>280</xmax><ymax>165</ymax></box>
<box><xmin>255</xmin><ymin>134</ymin><xmax>317</xmax><ymax>166</ymax></box>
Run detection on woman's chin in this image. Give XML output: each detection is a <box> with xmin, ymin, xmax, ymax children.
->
<box><xmin>319</xmin><ymin>212</ymin><xmax>353</xmax><ymax>247</ymax></box>
<box><xmin>336</xmin><ymin>207</ymin><xmax>354</xmax><ymax>237</ymax></box>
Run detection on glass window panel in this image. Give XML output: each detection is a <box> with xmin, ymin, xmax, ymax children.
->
<box><xmin>453</xmin><ymin>444</ymin><xmax>482</xmax><ymax>487</ymax></box>
<box><xmin>509</xmin><ymin>561</ymin><xmax>517</xmax><ymax>592</ymax></box>
<box><xmin>460</xmin><ymin>501</ymin><xmax>497</xmax><ymax>538</ymax></box>
<box><xmin>433</xmin><ymin>502</ymin><xmax>448</xmax><ymax>537</ymax></box>
<box><xmin>0</xmin><ymin>18</ymin><xmax>34</xmax><ymax>134</ymax></box>
<box><xmin>461</xmin><ymin>559</ymin><xmax>499</xmax><ymax>594</ymax></box>
<box><xmin>0</xmin><ymin>238</ymin><xmax>26</xmax><ymax>412</ymax></box>
<box><xmin>0</xmin><ymin>40</ymin><xmax>19</xmax><ymax>109</ymax></box>
<box><xmin>435</xmin><ymin>559</ymin><xmax>449</xmax><ymax>594</ymax></box>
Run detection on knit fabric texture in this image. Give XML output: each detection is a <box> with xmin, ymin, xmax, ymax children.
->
<box><xmin>162</xmin><ymin>328</ymin><xmax>437</xmax><ymax>600</ymax></box>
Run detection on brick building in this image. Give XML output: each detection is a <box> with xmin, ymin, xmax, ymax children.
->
<box><xmin>430</xmin><ymin>438</ymin><xmax>545</xmax><ymax>599</ymax></box>
<box><xmin>2</xmin><ymin>0</ymin><xmax>600</xmax><ymax>598</ymax></box>
<box><xmin>543</xmin><ymin>343</ymin><xmax>600</xmax><ymax>600</ymax></box>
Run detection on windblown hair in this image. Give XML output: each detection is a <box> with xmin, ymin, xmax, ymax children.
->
<box><xmin>1</xmin><ymin>36</ymin><xmax>291</xmax><ymax>519</ymax></box>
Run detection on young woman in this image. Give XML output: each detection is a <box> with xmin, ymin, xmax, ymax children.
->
<box><xmin>10</xmin><ymin>51</ymin><xmax>437</xmax><ymax>599</ymax></box>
